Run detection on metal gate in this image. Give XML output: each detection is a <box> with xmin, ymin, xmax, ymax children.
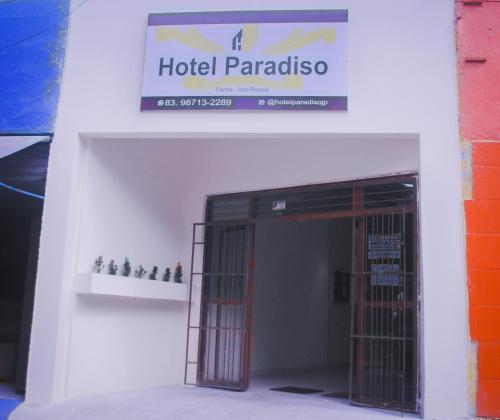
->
<box><xmin>349</xmin><ymin>208</ymin><xmax>418</xmax><ymax>412</ymax></box>
<box><xmin>185</xmin><ymin>176</ymin><xmax>419</xmax><ymax>412</ymax></box>
<box><xmin>185</xmin><ymin>222</ymin><xmax>255</xmax><ymax>390</ymax></box>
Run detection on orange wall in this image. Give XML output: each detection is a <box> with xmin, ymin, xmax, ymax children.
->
<box><xmin>457</xmin><ymin>1</ymin><xmax>500</xmax><ymax>417</ymax></box>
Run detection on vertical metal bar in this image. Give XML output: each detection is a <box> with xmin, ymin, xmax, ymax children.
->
<box><xmin>242</xmin><ymin>224</ymin><xmax>255</xmax><ymax>389</ymax></box>
<box><xmin>412</xmin><ymin>196</ymin><xmax>420</xmax><ymax>411</ymax></box>
<box><xmin>231</xmin><ymin>227</ymin><xmax>237</xmax><ymax>384</ymax></box>
<box><xmin>234</xmin><ymin>227</ymin><xmax>241</xmax><ymax>386</ymax></box>
<box><xmin>363</xmin><ymin>215</ymin><xmax>367</xmax><ymax>401</ymax></box>
<box><xmin>383</xmin><ymin>214</ymin><xmax>388</xmax><ymax>401</ymax></box>
<box><xmin>220</xmin><ymin>227</ymin><xmax>229</xmax><ymax>382</ymax></box>
<box><xmin>212</xmin><ymin>228</ymin><xmax>223</xmax><ymax>381</ymax></box>
<box><xmin>196</xmin><ymin>224</ymin><xmax>210</xmax><ymax>384</ymax></box>
<box><xmin>376</xmin><ymin>213</ymin><xmax>381</xmax><ymax>401</ymax></box>
<box><xmin>185</xmin><ymin>223</ymin><xmax>198</xmax><ymax>385</ymax></box>
<box><xmin>390</xmin><ymin>212</ymin><xmax>395</xmax><ymax>403</ymax></box>
<box><xmin>197</xmin><ymin>225</ymin><xmax>209</xmax><ymax>384</ymax></box>
<box><xmin>375</xmin><ymin>213</ymin><xmax>380</xmax><ymax>401</ymax></box>
<box><xmin>243</xmin><ymin>226</ymin><xmax>249</xmax><ymax>386</ymax></box>
<box><xmin>401</xmin><ymin>212</ymin><xmax>407</xmax><ymax>406</ymax></box>
<box><xmin>230</xmin><ymin>227</ymin><xmax>236</xmax><ymax>384</ymax></box>
<box><xmin>379</xmin><ymin>214</ymin><xmax>383</xmax><ymax>402</ymax></box>
<box><xmin>229</xmin><ymin>227</ymin><xmax>237</xmax><ymax>382</ymax></box>
<box><xmin>229</xmin><ymin>230</ymin><xmax>237</xmax><ymax>384</ymax></box>
<box><xmin>349</xmin><ymin>184</ymin><xmax>359</xmax><ymax>402</ymax></box>
<box><xmin>368</xmin><ymin>215</ymin><xmax>377</xmax><ymax>398</ymax></box>
<box><xmin>348</xmin><ymin>216</ymin><xmax>357</xmax><ymax>403</ymax></box>
<box><xmin>207</xmin><ymin>227</ymin><xmax>220</xmax><ymax>381</ymax></box>
<box><xmin>385</xmin><ymin>214</ymin><xmax>390</xmax><ymax>402</ymax></box>
<box><xmin>351</xmin><ymin>185</ymin><xmax>366</xmax><ymax>403</ymax></box>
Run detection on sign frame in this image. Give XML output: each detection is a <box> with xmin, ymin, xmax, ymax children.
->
<box><xmin>140</xmin><ymin>10</ymin><xmax>348</xmax><ymax>111</ymax></box>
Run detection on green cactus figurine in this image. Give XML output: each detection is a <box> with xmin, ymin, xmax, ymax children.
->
<box><xmin>122</xmin><ymin>258</ymin><xmax>131</xmax><ymax>277</ymax></box>
<box><xmin>94</xmin><ymin>256</ymin><xmax>105</xmax><ymax>273</ymax></box>
<box><xmin>174</xmin><ymin>262</ymin><xmax>183</xmax><ymax>283</ymax></box>
<box><xmin>108</xmin><ymin>260</ymin><xmax>118</xmax><ymax>275</ymax></box>
<box><xmin>135</xmin><ymin>265</ymin><xmax>147</xmax><ymax>279</ymax></box>
<box><xmin>149</xmin><ymin>266</ymin><xmax>158</xmax><ymax>280</ymax></box>
<box><xmin>163</xmin><ymin>267</ymin><xmax>171</xmax><ymax>282</ymax></box>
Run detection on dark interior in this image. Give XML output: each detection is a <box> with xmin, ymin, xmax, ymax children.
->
<box><xmin>0</xmin><ymin>142</ymin><xmax>48</xmax><ymax>394</ymax></box>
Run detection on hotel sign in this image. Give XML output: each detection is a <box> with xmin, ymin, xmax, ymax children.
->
<box><xmin>141</xmin><ymin>10</ymin><xmax>348</xmax><ymax>111</ymax></box>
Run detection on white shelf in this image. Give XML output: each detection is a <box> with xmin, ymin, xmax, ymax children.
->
<box><xmin>76</xmin><ymin>273</ymin><xmax>189</xmax><ymax>302</ymax></box>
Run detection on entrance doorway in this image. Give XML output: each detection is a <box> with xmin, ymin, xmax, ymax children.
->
<box><xmin>185</xmin><ymin>175</ymin><xmax>419</xmax><ymax>413</ymax></box>
<box><xmin>250</xmin><ymin>218</ymin><xmax>351</xmax><ymax>399</ymax></box>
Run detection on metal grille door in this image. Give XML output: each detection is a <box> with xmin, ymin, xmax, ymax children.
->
<box><xmin>349</xmin><ymin>210</ymin><xmax>418</xmax><ymax>412</ymax></box>
<box><xmin>185</xmin><ymin>223</ymin><xmax>255</xmax><ymax>391</ymax></box>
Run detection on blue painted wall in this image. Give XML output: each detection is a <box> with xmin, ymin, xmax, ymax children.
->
<box><xmin>0</xmin><ymin>0</ymin><xmax>69</xmax><ymax>134</ymax></box>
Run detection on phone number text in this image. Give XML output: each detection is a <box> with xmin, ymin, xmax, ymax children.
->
<box><xmin>156</xmin><ymin>98</ymin><xmax>232</xmax><ymax>108</ymax></box>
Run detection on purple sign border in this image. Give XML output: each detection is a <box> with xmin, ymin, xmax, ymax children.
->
<box><xmin>148</xmin><ymin>9</ymin><xmax>348</xmax><ymax>26</ymax></box>
<box><xmin>141</xmin><ymin>96</ymin><xmax>348</xmax><ymax>111</ymax></box>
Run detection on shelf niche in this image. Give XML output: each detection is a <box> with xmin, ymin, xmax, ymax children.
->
<box><xmin>76</xmin><ymin>273</ymin><xmax>189</xmax><ymax>302</ymax></box>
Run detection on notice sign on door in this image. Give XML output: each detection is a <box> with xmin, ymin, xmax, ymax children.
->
<box><xmin>370</xmin><ymin>264</ymin><xmax>401</xmax><ymax>286</ymax></box>
<box><xmin>141</xmin><ymin>10</ymin><xmax>348</xmax><ymax>111</ymax></box>
<box><xmin>368</xmin><ymin>234</ymin><xmax>401</xmax><ymax>260</ymax></box>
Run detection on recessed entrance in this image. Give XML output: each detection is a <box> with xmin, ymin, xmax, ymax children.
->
<box><xmin>185</xmin><ymin>174</ymin><xmax>419</xmax><ymax>413</ymax></box>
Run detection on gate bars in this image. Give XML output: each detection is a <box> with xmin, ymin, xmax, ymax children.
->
<box><xmin>349</xmin><ymin>207</ymin><xmax>418</xmax><ymax>412</ymax></box>
<box><xmin>184</xmin><ymin>222</ymin><xmax>254</xmax><ymax>390</ymax></box>
<box><xmin>184</xmin><ymin>223</ymin><xmax>204</xmax><ymax>386</ymax></box>
<box><xmin>185</xmin><ymin>175</ymin><xmax>420</xmax><ymax>413</ymax></box>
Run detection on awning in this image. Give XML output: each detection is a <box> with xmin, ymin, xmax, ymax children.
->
<box><xmin>0</xmin><ymin>135</ymin><xmax>50</xmax><ymax>160</ymax></box>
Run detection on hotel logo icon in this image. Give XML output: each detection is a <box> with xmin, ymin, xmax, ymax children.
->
<box><xmin>232</xmin><ymin>29</ymin><xmax>243</xmax><ymax>51</ymax></box>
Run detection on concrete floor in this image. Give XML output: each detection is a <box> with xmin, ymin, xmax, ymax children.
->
<box><xmin>11</xmin><ymin>368</ymin><xmax>418</xmax><ymax>420</ymax></box>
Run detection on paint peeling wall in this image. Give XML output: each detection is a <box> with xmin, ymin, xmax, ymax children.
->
<box><xmin>0</xmin><ymin>0</ymin><xmax>69</xmax><ymax>134</ymax></box>
<box><xmin>456</xmin><ymin>1</ymin><xmax>500</xmax><ymax>417</ymax></box>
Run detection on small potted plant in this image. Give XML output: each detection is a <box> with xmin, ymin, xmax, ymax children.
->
<box><xmin>149</xmin><ymin>266</ymin><xmax>158</xmax><ymax>280</ymax></box>
<box><xmin>135</xmin><ymin>265</ymin><xmax>147</xmax><ymax>279</ymax></box>
<box><xmin>108</xmin><ymin>260</ymin><xmax>118</xmax><ymax>275</ymax></box>
<box><xmin>162</xmin><ymin>267</ymin><xmax>171</xmax><ymax>282</ymax></box>
<box><xmin>121</xmin><ymin>258</ymin><xmax>131</xmax><ymax>277</ymax></box>
<box><xmin>94</xmin><ymin>256</ymin><xmax>105</xmax><ymax>273</ymax></box>
<box><xmin>174</xmin><ymin>262</ymin><xmax>183</xmax><ymax>283</ymax></box>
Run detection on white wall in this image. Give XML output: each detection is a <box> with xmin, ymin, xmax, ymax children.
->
<box><xmin>65</xmin><ymin>140</ymin><xmax>190</xmax><ymax>397</ymax></box>
<box><xmin>48</xmin><ymin>135</ymin><xmax>417</xmax><ymax>400</ymax></box>
<box><xmin>77</xmin><ymin>140</ymin><xmax>190</xmax><ymax>273</ymax></box>
<box><xmin>251</xmin><ymin>220</ymin><xmax>330</xmax><ymax>372</ymax></box>
<box><xmin>27</xmin><ymin>0</ymin><xmax>468</xmax><ymax>418</ymax></box>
